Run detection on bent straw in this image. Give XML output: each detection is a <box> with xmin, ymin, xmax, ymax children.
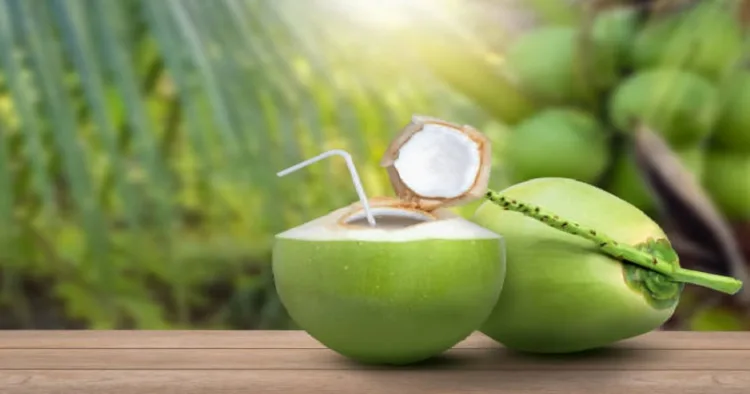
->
<box><xmin>277</xmin><ymin>149</ymin><xmax>377</xmax><ymax>226</ymax></box>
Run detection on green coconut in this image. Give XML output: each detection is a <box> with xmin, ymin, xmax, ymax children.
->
<box><xmin>606</xmin><ymin>145</ymin><xmax>705</xmax><ymax>214</ymax></box>
<box><xmin>588</xmin><ymin>6</ymin><xmax>639</xmax><ymax>91</ymax></box>
<box><xmin>505</xmin><ymin>7</ymin><xmax>637</xmax><ymax>100</ymax></box>
<box><xmin>711</xmin><ymin>71</ymin><xmax>750</xmax><ymax>153</ymax></box>
<box><xmin>273</xmin><ymin>115</ymin><xmax>506</xmax><ymax>365</ymax></box>
<box><xmin>609</xmin><ymin>69</ymin><xmax>720</xmax><ymax>147</ymax></box>
<box><xmin>702</xmin><ymin>151</ymin><xmax>750</xmax><ymax>221</ymax></box>
<box><xmin>505</xmin><ymin>108</ymin><xmax>610</xmax><ymax>184</ymax></box>
<box><xmin>630</xmin><ymin>0</ymin><xmax>744</xmax><ymax>81</ymax></box>
<box><xmin>471</xmin><ymin>177</ymin><xmax>742</xmax><ymax>354</ymax></box>
<box><xmin>505</xmin><ymin>26</ymin><xmax>588</xmax><ymax>105</ymax></box>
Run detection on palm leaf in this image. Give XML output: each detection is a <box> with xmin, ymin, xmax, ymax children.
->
<box><xmin>0</xmin><ymin>0</ymin><xmax>484</xmax><ymax>328</ymax></box>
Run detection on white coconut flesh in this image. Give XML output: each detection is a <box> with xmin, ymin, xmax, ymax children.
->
<box><xmin>393</xmin><ymin>123</ymin><xmax>482</xmax><ymax>199</ymax></box>
<box><xmin>275</xmin><ymin>205</ymin><xmax>500</xmax><ymax>242</ymax></box>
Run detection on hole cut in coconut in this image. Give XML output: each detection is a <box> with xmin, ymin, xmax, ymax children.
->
<box><xmin>381</xmin><ymin>115</ymin><xmax>492</xmax><ymax>211</ymax></box>
<box><xmin>344</xmin><ymin>207</ymin><xmax>436</xmax><ymax>230</ymax></box>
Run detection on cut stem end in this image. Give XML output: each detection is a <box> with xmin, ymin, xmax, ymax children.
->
<box><xmin>672</xmin><ymin>268</ymin><xmax>743</xmax><ymax>295</ymax></box>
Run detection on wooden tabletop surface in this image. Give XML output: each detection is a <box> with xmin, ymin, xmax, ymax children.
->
<box><xmin>1</xmin><ymin>330</ymin><xmax>749</xmax><ymax>394</ymax></box>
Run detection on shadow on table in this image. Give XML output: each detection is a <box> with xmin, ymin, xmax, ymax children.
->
<box><xmin>333</xmin><ymin>346</ymin><xmax>648</xmax><ymax>392</ymax></box>
<box><xmin>334</xmin><ymin>343</ymin><xmax>642</xmax><ymax>371</ymax></box>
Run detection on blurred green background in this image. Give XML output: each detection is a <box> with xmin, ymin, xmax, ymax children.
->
<box><xmin>0</xmin><ymin>0</ymin><xmax>748</xmax><ymax>331</ymax></box>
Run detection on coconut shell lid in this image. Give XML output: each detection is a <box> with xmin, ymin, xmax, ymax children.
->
<box><xmin>380</xmin><ymin>114</ymin><xmax>492</xmax><ymax>211</ymax></box>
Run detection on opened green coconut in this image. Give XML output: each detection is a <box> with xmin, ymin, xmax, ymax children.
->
<box><xmin>273</xmin><ymin>115</ymin><xmax>506</xmax><ymax>365</ymax></box>
<box><xmin>472</xmin><ymin>177</ymin><xmax>742</xmax><ymax>354</ymax></box>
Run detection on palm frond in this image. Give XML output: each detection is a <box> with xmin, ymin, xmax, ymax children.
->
<box><xmin>0</xmin><ymin>0</ymin><xmax>486</xmax><ymax>328</ymax></box>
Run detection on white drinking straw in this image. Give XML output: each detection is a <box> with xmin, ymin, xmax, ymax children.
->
<box><xmin>277</xmin><ymin>149</ymin><xmax>377</xmax><ymax>226</ymax></box>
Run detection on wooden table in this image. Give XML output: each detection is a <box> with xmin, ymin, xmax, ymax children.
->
<box><xmin>1</xmin><ymin>330</ymin><xmax>749</xmax><ymax>393</ymax></box>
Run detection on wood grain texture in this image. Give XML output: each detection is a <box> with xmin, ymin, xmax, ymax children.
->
<box><xmin>2</xmin><ymin>371</ymin><xmax>749</xmax><ymax>394</ymax></box>
<box><xmin>1</xmin><ymin>331</ymin><xmax>749</xmax><ymax>394</ymax></box>
<box><xmin>2</xmin><ymin>330</ymin><xmax>750</xmax><ymax>349</ymax></box>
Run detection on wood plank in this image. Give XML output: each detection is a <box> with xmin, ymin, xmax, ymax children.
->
<box><xmin>2</xmin><ymin>331</ymin><xmax>749</xmax><ymax>393</ymax></box>
<box><xmin>2</xmin><ymin>370</ymin><xmax>749</xmax><ymax>394</ymax></box>
<box><xmin>2</xmin><ymin>330</ymin><xmax>750</xmax><ymax>350</ymax></box>
<box><xmin>1</xmin><ymin>348</ymin><xmax>749</xmax><ymax>371</ymax></box>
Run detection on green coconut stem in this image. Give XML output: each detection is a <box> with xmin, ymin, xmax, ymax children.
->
<box><xmin>670</xmin><ymin>270</ymin><xmax>742</xmax><ymax>295</ymax></box>
<box><xmin>485</xmin><ymin>190</ymin><xmax>743</xmax><ymax>295</ymax></box>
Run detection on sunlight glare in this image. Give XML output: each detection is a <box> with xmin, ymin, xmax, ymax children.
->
<box><xmin>325</xmin><ymin>0</ymin><xmax>443</xmax><ymax>31</ymax></box>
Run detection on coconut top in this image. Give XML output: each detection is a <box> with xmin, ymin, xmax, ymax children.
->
<box><xmin>276</xmin><ymin>196</ymin><xmax>501</xmax><ymax>242</ymax></box>
<box><xmin>380</xmin><ymin>115</ymin><xmax>492</xmax><ymax>211</ymax></box>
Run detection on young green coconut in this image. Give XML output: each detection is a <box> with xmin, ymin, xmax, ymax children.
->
<box><xmin>703</xmin><ymin>151</ymin><xmax>750</xmax><ymax>222</ymax></box>
<box><xmin>630</xmin><ymin>0</ymin><xmax>744</xmax><ymax>82</ymax></box>
<box><xmin>473</xmin><ymin>177</ymin><xmax>743</xmax><ymax>354</ymax></box>
<box><xmin>588</xmin><ymin>6</ymin><xmax>639</xmax><ymax>92</ymax></box>
<box><xmin>609</xmin><ymin>68</ymin><xmax>720</xmax><ymax>147</ymax></box>
<box><xmin>504</xmin><ymin>108</ymin><xmax>610</xmax><ymax>184</ymax></box>
<box><xmin>711</xmin><ymin>71</ymin><xmax>750</xmax><ymax>153</ymax></box>
<box><xmin>504</xmin><ymin>26</ymin><xmax>589</xmax><ymax>105</ymax></box>
<box><xmin>386</xmin><ymin>117</ymin><xmax>741</xmax><ymax>355</ymax></box>
<box><xmin>272</xmin><ymin>116</ymin><xmax>506</xmax><ymax>365</ymax></box>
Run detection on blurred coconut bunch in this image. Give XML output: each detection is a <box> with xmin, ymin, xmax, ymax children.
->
<box><xmin>303</xmin><ymin>0</ymin><xmax>750</xmax><ymax>329</ymax></box>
